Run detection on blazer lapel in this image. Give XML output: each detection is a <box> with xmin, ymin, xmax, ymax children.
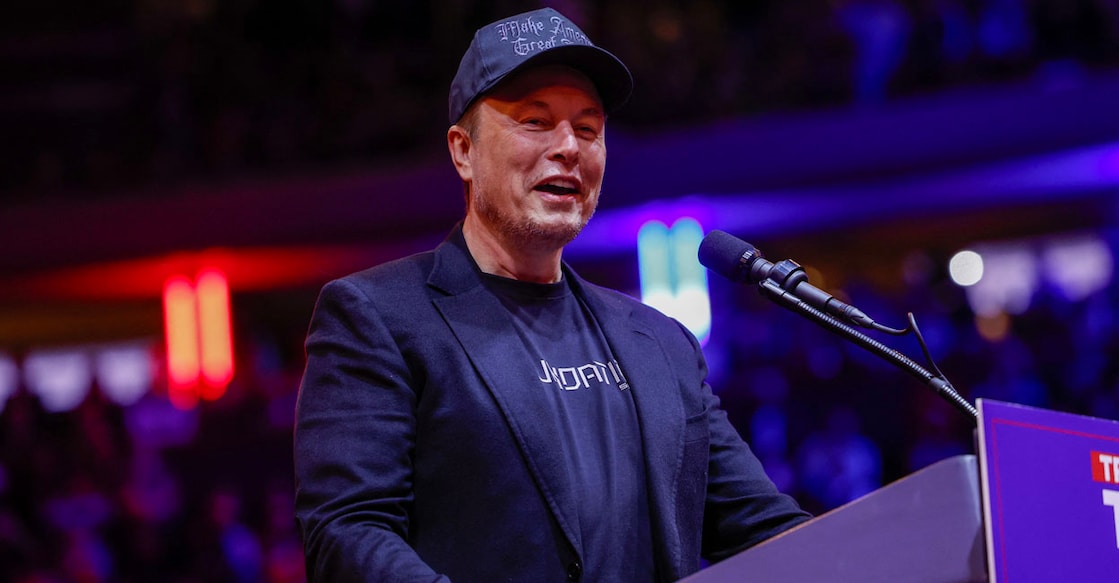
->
<box><xmin>427</xmin><ymin>230</ymin><xmax>584</xmax><ymax>555</ymax></box>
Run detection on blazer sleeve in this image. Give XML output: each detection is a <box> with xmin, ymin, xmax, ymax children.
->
<box><xmin>688</xmin><ymin>327</ymin><xmax>812</xmax><ymax>562</ymax></box>
<box><xmin>293</xmin><ymin>278</ymin><xmax>449</xmax><ymax>583</ymax></box>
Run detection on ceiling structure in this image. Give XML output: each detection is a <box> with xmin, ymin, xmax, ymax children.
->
<box><xmin>5</xmin><ymin>68</ymin><xmax>1118</xmax><ymax>278</ymax></box>
<box><xmin>5</xmin><ymin>69</ymin><xmax>1118</xmax><ymax>348</ymax></box>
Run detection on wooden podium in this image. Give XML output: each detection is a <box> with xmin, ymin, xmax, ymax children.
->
<box><xmin>682</xmin><ymin>399</ymin><xmax>1119</xmax><ymax>582</ymax></box>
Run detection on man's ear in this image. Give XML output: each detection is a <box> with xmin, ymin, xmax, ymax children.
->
<box><xmin>447</xmin><ymin>125</ymin><xmax>473</xmax><ymax>183</ymax></box>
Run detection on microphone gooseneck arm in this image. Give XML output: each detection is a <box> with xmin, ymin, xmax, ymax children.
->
<box><xmin>758</xmin><ymin>279</ymin><xmax>978</xmax><ymax>421</ymax></box>
<box><xmin>763</xmin><ymin>257</ymin><xmax>904</xmax><ymax>334</ymax></box>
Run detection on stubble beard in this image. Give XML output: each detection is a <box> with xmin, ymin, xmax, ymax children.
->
<box><xmin>472</xmin><ymin>190</ymin><xmax>595</xmax><ymax>253</ymax></box>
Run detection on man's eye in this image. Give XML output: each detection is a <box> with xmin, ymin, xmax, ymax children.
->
<box><xmin>578</xmin><ymin>126</ymin><xmax>602</xmax><ymax>139</ymax></box>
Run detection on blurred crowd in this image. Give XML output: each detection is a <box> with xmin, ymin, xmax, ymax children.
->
<box><xmin>0</xmin><ymin>347</ymin><xmax>305</xmax><ymax>583</ymax></box>
<box><xmin>4</xmin><ymin>0</ymin><xmax>1119</xmax><ymax>197</ymax></box>
<box><xmin>4</xmin><ymin>230</ymin><xmax>1119</xmax><ymax>580</ymax></box>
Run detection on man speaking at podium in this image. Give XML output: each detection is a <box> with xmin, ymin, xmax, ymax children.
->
<box><xmin>293</xmin><ymin>7</ymin><xmax>810</xmax><ymax>582</ymax></box>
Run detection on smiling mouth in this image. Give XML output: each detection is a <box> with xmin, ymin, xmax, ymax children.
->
<box><xmin>535</xmin><ymin>184</ymin><xmax>580</xmax><ymax>196</ymax></box>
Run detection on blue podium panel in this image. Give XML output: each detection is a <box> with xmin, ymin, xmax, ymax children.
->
<box><xmin>977</xmin><ymin>399</ymin><xmax>1119</xmax><ymax>583</ymax></box>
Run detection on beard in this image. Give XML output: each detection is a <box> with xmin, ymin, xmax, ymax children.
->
<box><xmin>471</xmin><ymin>188</ymin><xmax>596</xmax><ymax>252</ymax></box>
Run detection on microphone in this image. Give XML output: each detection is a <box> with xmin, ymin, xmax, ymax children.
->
<box><xmin>698</xmin><ymin>230</ymin><xmax>877</xmax><ymax>329</ymax></box>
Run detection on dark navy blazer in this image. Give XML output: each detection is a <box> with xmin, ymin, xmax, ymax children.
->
<box><xmin>293</xmin><ymin>225</ymin><xmax>809</xmax><ymax>582</ymax></box>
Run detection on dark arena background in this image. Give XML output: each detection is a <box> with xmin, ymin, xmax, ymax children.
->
<box><xmin>3</xmin><ymin>1</ymin><xmax>1119</xmax><ymax>581</ymax></box>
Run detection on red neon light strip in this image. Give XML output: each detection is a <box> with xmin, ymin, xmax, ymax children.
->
<box><xmin>196</xmin><ymin>269</ymin><xmax>234</xmax><ymax>399</ymax></box>
<box><xmin>162</xmin><ymin>276</ymin><xmax>199</xmax><ymax>409</ymax></box>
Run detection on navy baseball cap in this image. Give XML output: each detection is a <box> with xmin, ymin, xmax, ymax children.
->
<box><xmin>448</xmin><ymin>7</ymin><xmax>633</xmax><ymax>124</ymax></box>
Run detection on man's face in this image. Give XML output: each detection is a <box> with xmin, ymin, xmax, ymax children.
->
<box><xmin>457</xmin><ymin>65</ymin><xmax>607</xmax><ymax>252</ymax></box>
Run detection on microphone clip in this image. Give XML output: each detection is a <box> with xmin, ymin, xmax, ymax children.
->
<box><xmin>766</xmin><ymin>259</ymin><xmax>809</xmax><ymax>291</ymax></box>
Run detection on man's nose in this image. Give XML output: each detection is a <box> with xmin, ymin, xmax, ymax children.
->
<box><xmin>549</xmin><ymin>122</ymin><xmax>579</xmax><ymax>164</ymax></box>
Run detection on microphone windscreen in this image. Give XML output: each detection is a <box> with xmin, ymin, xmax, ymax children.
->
<box><xmin>698</xmin><ymin>230</ymin><xmax>755</xmax><ymax>282</ymax></box>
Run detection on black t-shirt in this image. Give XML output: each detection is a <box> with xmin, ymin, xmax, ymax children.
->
<box><xmin>483</xmin><ymin>273</ymin><xmax>656</xmax><ymax>582</ymax></box>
